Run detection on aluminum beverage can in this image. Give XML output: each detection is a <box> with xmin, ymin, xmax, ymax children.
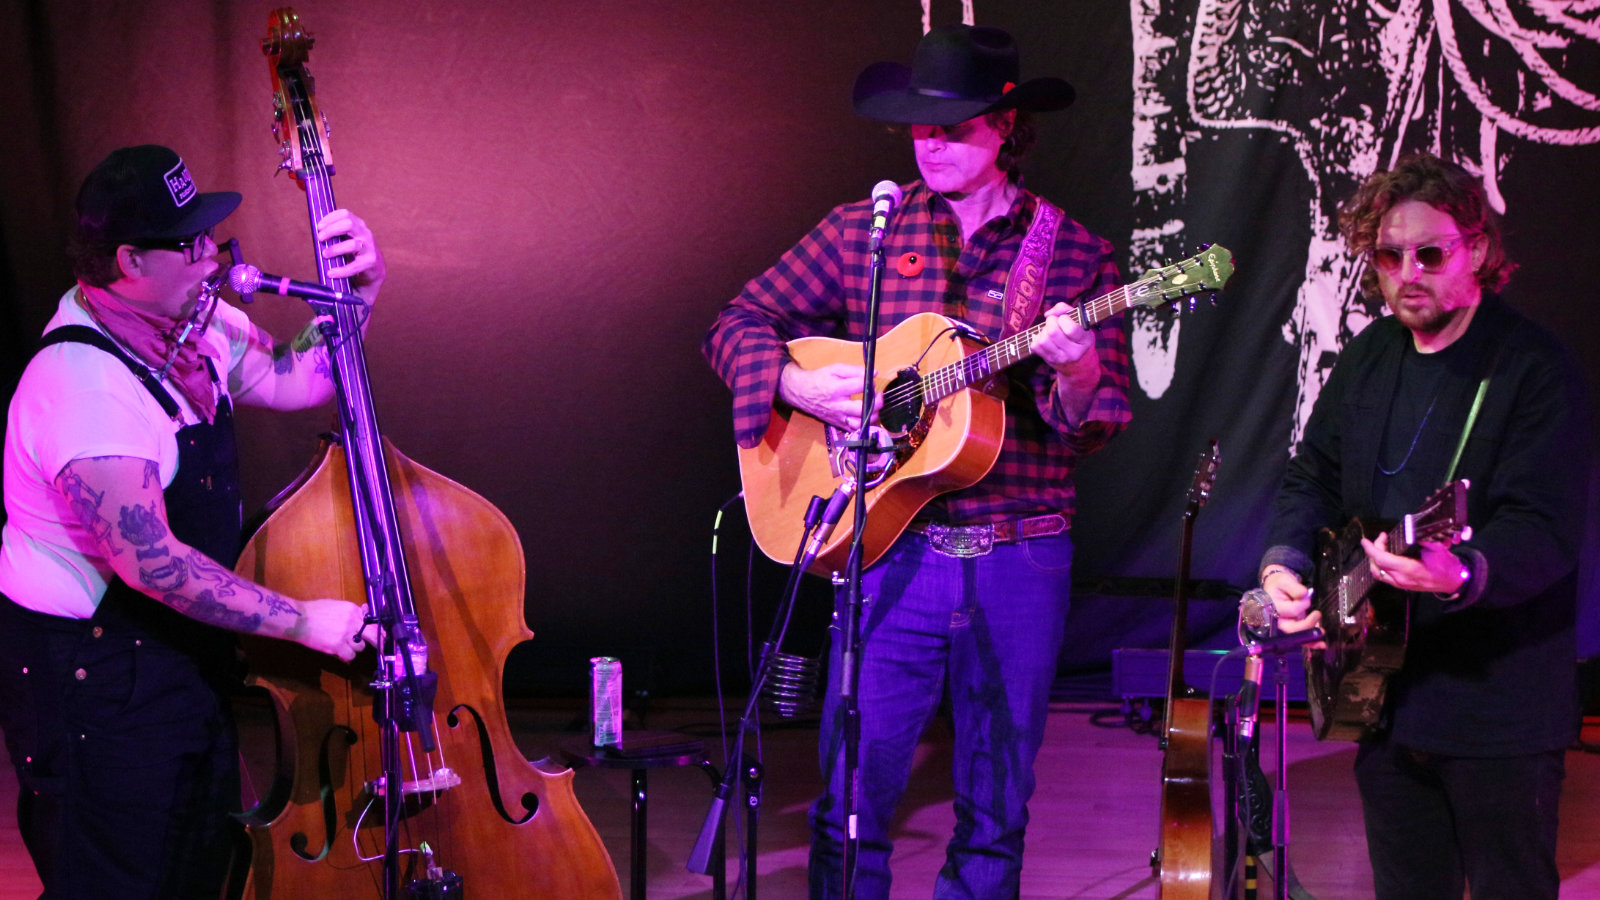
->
<box><xmin>590</xmin><ymin>656</ymin><xmax>622</xmax><ymax>747</ymax></box>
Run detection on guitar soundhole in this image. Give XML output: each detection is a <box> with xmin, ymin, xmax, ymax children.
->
<box><xmin>880</xmin><ymin>368</ymin><xmax>923</xmax><ymax>433</ymax></box>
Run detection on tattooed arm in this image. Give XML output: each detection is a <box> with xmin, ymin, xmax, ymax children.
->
<box><xmin>57</xmin><ymin>455</ymin><xmax>369</xmax><ymax>662</ymax></box>
<box><xmin>230</xmin><ymin>208</ymin><xmax>385</xmax><ymax>411</ymax></box>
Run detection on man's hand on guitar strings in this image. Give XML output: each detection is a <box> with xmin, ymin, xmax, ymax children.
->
<box><xmin>1362</xmin><ymin>533</ymin><xmax>1472</xmax><ymax>596</ymax></box>
<box><xmin>779</xmin><ymin>361</ymin><xmax>883</xmax><ymax>432</ymax></box>
<box><xmin>1259</xmin><ymin>566</ymin><xmax>1324</xmax><ymax>642</ymax></box>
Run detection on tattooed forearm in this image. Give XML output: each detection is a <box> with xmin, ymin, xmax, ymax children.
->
<box><xmin>185</xmin><ymin>550</ymin><xmax>299</xmax><ymax>618</ymax></box>
<box><xmin>165</xmin><ymin>589</ymin><xmax>265</xmax><ymax>634</ymax></box>
<box><xmin>59</xmin><ymin>470</ymin><xmax>116</xmax><ymax>552</ymax></box>
<box><xmin>139</xmin><ymin>552</ymin><xmax>188</xmax><ymax>593</ymax></box>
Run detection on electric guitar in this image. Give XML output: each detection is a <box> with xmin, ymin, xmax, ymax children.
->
<box><xmin>1305</xmin><ymin>479</ymin><xmax>1471</xmax><ymax>740</ymax></box>
<box><xmin>737</xmin><ymin>244</ymin><xmax>1235</xmax><ymax>575</ymax></box>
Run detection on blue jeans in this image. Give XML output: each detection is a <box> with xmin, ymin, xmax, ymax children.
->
<box><xmin>808</xmin><ymin>531</ymin><xmax>1073</xmax><ymax>900</ymax></box>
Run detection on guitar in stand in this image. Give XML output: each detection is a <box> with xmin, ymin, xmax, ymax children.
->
<box><xmin>1304</xmin><ymin>480</ymin><xmax>1470</xmax><ymax>740</ymax></box>
<box><xmin>1153</xmin><ymin>440</ymin><xmax>1220</xmax><ymax>900</ymax></box>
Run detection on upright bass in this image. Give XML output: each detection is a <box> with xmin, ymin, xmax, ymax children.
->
<box><xmin>232</xmin><ymin>9</ymin><xmax>621</xmax><ymax>898</ymax></box>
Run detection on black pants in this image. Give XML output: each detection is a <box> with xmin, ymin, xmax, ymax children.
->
<box><xmin>1354</xmin><ymin>731</ymin><xmax>1564</xmax><ymax>900</ymax></box>
<box><xmin>0</xmin><ymin>591</ymin><xmax>241</xmax><ymax>899</ymax></box>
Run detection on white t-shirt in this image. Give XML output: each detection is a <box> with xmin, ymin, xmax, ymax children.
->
<box><xmin>0</xmin><ymin>288</ymin><xmax>252</xmax><ymax>618</ymax></box>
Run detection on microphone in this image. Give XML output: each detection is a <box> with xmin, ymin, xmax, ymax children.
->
<box><xmin>1237</xmin><ymin>653</ymin><xmax>1264</xmax><ymax>741</ymax></box>
<box><xmin>869</xmin><ymin>180</ymin><xmax>902</xmax><ymax>245</ymax></box>
<box><xmin>799</xmin><ymin>482</ymin><xmax>856</xmax><ymax>564</ymax></box>
<box><xmin>228</xmin><ymin>264</ymin><xmax>362</xmax><ymax>305</ymax></box>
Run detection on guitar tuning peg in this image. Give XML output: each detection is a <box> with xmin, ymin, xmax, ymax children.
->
<box><xmin>1208</xmin><ymin>293</ymin><xmax>1218</xmax><ymax>306</ymax></box>
<box><xmin>1188</xmin><ymin>297</ymin><xmax>1197</xmax><ymax>311</ymax></box>
<box><xmin>1171</xmin><ymin>301</ymin><xmax>1181</xmax><ymax>314</ymax></box>
<box><xmin>1200</xmin><ymin>242</ymin><xmax>1211</xmax><ymax>250</ymax></box>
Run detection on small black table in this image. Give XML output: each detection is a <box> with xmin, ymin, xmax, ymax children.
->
<box><xmin>561</xmin><ymin>732</ymin><xmax>725</xmax><ymax>900</ymax></box>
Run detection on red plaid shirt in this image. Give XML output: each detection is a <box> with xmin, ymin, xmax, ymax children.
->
<box><xmin>703</xmin><ymin>180</ymin><xmax>1131</xmax><ymax>526</ymax></box>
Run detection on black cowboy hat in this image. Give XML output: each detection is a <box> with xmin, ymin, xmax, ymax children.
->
<box><xmin>852</xmin><ymin>24</ymin><xmax>1075</xmax><ymax>127</ymax></box>
<box><xmin>76</xmin><ymin>145</ymin><xmax>241</xmax><ymax>246</ymax></box>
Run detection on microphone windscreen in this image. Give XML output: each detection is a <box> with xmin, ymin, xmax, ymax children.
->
<box><xmin>228</xmin><ymin>264</ymin><xmax>262</xmax><ymax>294</ymax></box>
<box><xmin>871</xmin><ymin>179</ymin><xmax>903</xmax><ymax>206</ymax></box>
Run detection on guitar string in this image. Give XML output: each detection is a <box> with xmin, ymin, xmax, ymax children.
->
<box><xmin>876</xmin><ymin>277</ymin><xmax>1143</xmax><ymax>414</ymax></box>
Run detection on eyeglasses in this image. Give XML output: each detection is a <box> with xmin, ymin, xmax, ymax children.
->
<box><xmin>131</xmin><ymin>226</ymin><xmax>216</xmax><ymax>265</ymax></box>
<box><xmin>1368</xmin><ymin>235</ymin><xmax>1472</xmax><ymax>275</ymax></box>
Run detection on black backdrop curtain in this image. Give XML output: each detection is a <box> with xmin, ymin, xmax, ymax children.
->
<box><xmin>3</xmin><ymin>0</ymin><xmax>1596</xmax><ymax>698</ymax></box>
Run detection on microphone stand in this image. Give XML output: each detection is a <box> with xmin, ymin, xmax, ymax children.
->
<box><xmin>687</xmin><ymin>488</ymin><xmax>854</xmax><ymax>890</ymax></box>
<box><xmin>834</xmin><ymin>222</ymin><xmax>891</xmax><ymax>900</ymax></box>
<box><xmin>1229</xmin><ymin>626</ymin><xmax>1324</xmax><ymax>900</ymax></box>
<box><xmin>1269</xmin><ymin>650</ymin><xmax>1292</xmax><ymax>900</ymax></box>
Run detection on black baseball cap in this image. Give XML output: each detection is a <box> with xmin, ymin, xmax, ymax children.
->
<box><xmin>75</xmin><ymin>145</ymin><xmax>241</xmax><ymax>246</ymax></box>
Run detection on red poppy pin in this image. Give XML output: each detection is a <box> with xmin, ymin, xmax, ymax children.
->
<box><xmin>897</xmin><ymin>252</ymin><xmax>925</xmax><ymax>278</ymax></box>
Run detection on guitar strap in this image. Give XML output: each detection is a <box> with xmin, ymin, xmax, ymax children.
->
<box><xmin>1443</xmin><ymin>321</ymin><xmax>1519</xmax><ymax>485</ymax></box>
<box><xmin>1000</xmin><ymin>197</ymin><xmax>1065</xmax><ymax>338</ymax></box>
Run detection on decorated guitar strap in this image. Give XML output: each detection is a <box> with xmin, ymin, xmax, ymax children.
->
<box><xmin>1000</xmin><ymin>197</ymin><xmax>1065</xmax><ymax>339</ymax></box>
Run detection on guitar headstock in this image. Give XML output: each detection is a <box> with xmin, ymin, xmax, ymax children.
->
<box><xmin>1129</xmin><ymin>244</ymin><xmax>1236</xmax><ymax>311</ymax></box>
<box><xmin>262</xmin><ymin>7</ymin><xmax>332</xmax><ymax>181</ymax></box>
<box><xmin>1408</xmin><ymin>479</ymin><xmax>1472</xmax><ymax>546</ymax></box>
<box><xmin>1185</xmin><ymin>439</ymin><xmax>1220</xmax><ymax>517</ymax></box>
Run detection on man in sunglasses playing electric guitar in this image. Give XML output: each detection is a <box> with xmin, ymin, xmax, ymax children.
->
<box><xmin>704</xmin><ymin>25</ymin><xmax>1132</xmax><ymax>900</ymax></box>
<box><xmin>1255</xmin><ymin>152</ymin><xmax>1592</xmax><ymax>900</ymax></box>
<box><xmin>0</xmin><ymin>145</ymin><xmax>384</xmax><ymax>898</ymax></box>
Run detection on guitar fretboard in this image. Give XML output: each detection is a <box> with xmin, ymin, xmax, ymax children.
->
<box><xmin>918</xmin><ymin>278</ymin><xmax>1160</xmax><ymax>404</ymax></box>
<box><xmin>1336</xmin><ymin>482</ymin><xmax>1464</xmax><ymax>618</ymax></box>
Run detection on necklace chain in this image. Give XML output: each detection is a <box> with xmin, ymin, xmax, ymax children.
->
<box><xmin>1378</xmin><ymin>392</ymin><xmax>1438</xmax><ymax>476</ymax></box>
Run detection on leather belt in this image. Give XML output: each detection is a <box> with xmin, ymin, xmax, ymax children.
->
<box><xmin>907</xmin><ymin>513</ymin><xmax>1069</xmax><ymax>558</ymax></box>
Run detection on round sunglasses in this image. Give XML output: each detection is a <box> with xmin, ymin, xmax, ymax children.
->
<box><xmin>1368</xmin><ymin>234</ymin><xmax>1473</xmax><ymax>275</ymax></box>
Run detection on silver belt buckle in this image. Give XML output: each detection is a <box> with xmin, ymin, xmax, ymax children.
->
<box><xmin>922</xmin><ymin>522</ymin><xmax>995</xmax><ymax>558</ymax></box>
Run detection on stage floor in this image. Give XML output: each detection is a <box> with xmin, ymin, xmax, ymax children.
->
<box><xmin>4</xmin><ymin>697</ymin><xmax>1600</xmax><ymax>899</ymax></box>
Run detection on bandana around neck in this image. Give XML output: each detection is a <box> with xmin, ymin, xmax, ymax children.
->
<box><xmin>76</xmin><ymin>286</ymin><xmax>219</xmax><ymax>423</ymax></box>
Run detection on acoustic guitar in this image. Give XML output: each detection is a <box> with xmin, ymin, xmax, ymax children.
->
<box><xmin>1153</xmin><ymin>440</ymin><xmax>1220</xmax><ymax>899</ymax></box>
<box><xmin>737</xmin><ymin>245</ymin><xmax>1235</xmax><ymax>575</ymax></box>
<box><xmin>1305</xmin><ymin>479</ymin><xmax>1470</xmax><ymax>740</ymax></box>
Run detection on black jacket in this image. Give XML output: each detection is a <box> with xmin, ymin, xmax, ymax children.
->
<box><xmin>1263</xmin><ymin>294</ymin><xmax>1592</xmax><ymax>756</ymax></box>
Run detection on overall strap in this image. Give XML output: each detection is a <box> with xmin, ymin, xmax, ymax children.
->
<box><xmin>1000</xmin><ymin>198</ymin><xmax>1065</xmax><ymax>339</ymax></box>
<box><xmin>40</xmin><ymin>325</ymin><xmax>181</xmax><ymax>419</ymax></box>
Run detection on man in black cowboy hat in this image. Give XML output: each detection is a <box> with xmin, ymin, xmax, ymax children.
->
<box><xmin>705</xmin><ymin>24</ymin><xmax>1131</xmax><ymax>899</ymax></box>
<box><xmin>0</xmin><ymin>144</ymin><xmax>384</xmax><ymax>897</ymax></box>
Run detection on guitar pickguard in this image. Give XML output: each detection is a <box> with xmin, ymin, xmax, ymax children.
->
<box><xmin>823</xmin><ymin>367</ymin><xmax>937</xmax><ymax>491</ymax></box>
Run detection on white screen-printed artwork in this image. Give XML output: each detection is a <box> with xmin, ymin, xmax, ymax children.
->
<box><xmin>1130</xmin><ymin>0</ymin><xmax>1599</xmax><ymax>449</ymax></box>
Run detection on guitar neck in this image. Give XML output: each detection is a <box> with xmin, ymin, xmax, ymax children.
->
<box><xmin>921</xmin><ymin>279</ymin><xmax>1149</xmax><ymax>404</ymax></box>
<box><xmin>1165</xmin><ymin>512</ymin><xmax>1198</xmax><ymax>708</ymax></box>
<box><xmin>1345</xmin><ymin>518</ymin><xmax>1419</xmax><ymax>605</ymax></box>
